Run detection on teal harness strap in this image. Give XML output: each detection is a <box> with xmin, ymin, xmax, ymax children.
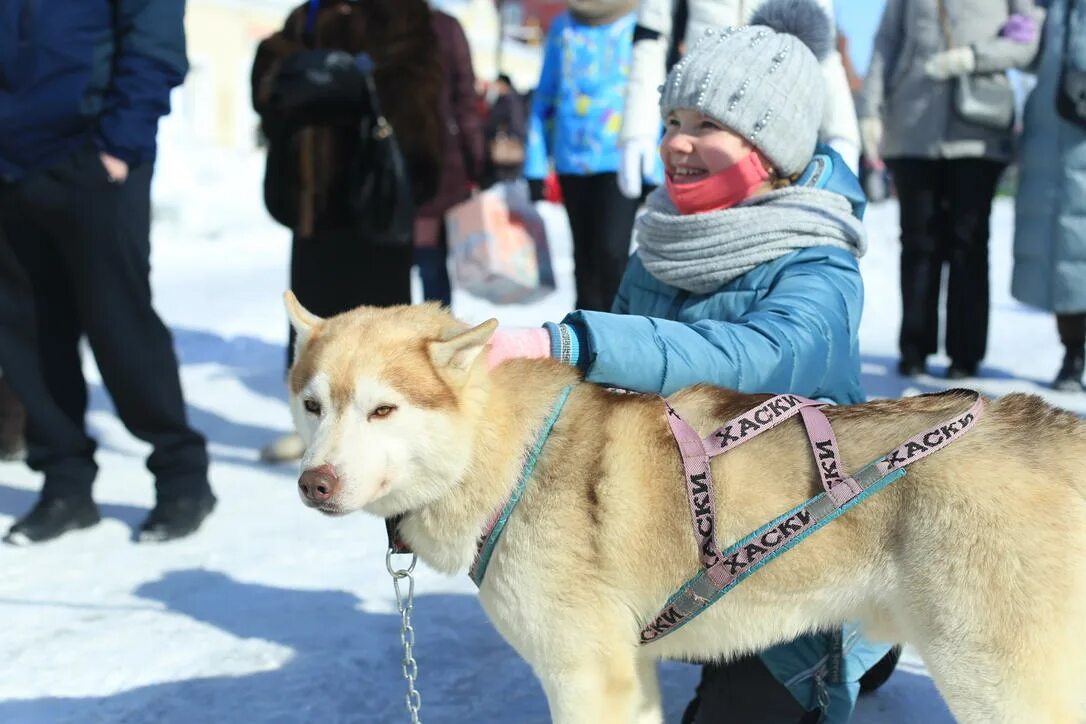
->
<box><xmin>470</xmin><ymin>384</ymin><xmax>575</xmax><ymax>587</ymax></box>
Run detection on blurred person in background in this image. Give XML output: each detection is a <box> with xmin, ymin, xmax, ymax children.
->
<box><xmin>525</xmin><ymin>0</ymin><xmax>656</xmax><ymax>313</ymax></box>
<box><xmin>1012</xmin><ymin>0</ymin><xmax>1086</xmax><ymax>391</ymax></box>
<box><xmin>482</xmin><ymin>74</ymin><xmax>530</xmax><ymax>187</ymax></box>
<box><xmin>617</xmin><ymin>0</ymin><xmax>863</xmax><ymax>202</ymax></box>
<box><xmin>414</xmin><ymin>8</ymin><xmax>485</xmax><ymax>308</ymax></box>
<box><xmin>0</xmin><ymin>0</ymin><xmax>215</xmax><ymax>545</ymax></box>
<box><xmin>252</xmin><ymin>0</ymin><xmax>443</xmax><ymax>463</ymax></box>
<box><xmin>857</xmin><ymin>0</ymin><xmax>1041</xmax><ymax>380</ymax></box>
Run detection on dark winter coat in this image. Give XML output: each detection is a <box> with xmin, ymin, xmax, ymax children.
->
<box><xmin>0</xmin><ymin>0</ymin><xmax>187</xmax><ymax>179</ymax></box>
<box><xmin>251</xmin><ymin>0</ymin><xmax>444</xmax><ymax>237</ymax></box>
<box><xmin>414</xmin><ymin>10</ymin><xmax>485</xmax><ymax>249</ymax></box>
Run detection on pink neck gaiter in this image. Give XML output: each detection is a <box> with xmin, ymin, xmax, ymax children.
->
<box><xmin>665</xmin><ymin>151</ymin><xmax>771</xmax><ymax>215</ymax></box>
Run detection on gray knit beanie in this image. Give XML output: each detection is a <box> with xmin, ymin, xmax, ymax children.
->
<box><xmin>659</xmin><ymin>0</ymin><xmax>834</xmax><ymax>177</ymax></box>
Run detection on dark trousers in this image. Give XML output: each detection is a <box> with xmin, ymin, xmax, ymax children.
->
<box><xmin>558</xmin><ymin>172</ymin><xmax>641</xmax><ymax>312</ymax></box>
<box><xmin>414</xmin><ymin>246</ymin><xmax>452</xmax><ymax>307</ymax></box>
<box><xmin>0</xmin><ymin>147</ymin><xmax>208</xmax><ymax>499</ymax></box>
<box><xmin>887</xmin><ymin>157</ymin><xmax>1005</xmax><ymax>368</ymax></box>
<box><xmin>1058</xmin><ymin>313</ymin><xmax>1086</xmax><ymax>349</ymax></box>
<box><xmin>287</xmin><ymin>229</ymin><xmax>413</xmax><ymax>369</ymax></box>
<box><xmin>687</xmin><ymin>655</ymin><xmax>812</xmax><ymax>724</ymax></box>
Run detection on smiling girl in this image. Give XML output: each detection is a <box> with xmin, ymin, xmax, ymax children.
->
<box><xmin>486</xmin><ymin>0</ymin><xmax>895</xmax><ymax>719</ymax></box>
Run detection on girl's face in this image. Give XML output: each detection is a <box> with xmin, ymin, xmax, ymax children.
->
<box><xmin>661</xmin><ymin>108</ymin><xmax>769</xmax><ymax>185</ymax></box>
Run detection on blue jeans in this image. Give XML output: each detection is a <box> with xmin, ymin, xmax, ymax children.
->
<box><xmin>414</xmin><ymin>246</ymin><xmax>451</xmax><ymax>306</ymax></box>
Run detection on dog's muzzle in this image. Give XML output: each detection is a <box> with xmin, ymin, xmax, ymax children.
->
<box><xmin>299</xmin><ymin>463</ymin><xmax>340</xmax><ymax>508</ymax></box>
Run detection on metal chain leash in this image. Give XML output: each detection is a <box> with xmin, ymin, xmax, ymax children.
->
<box><xmin>386</xmin><ymin>547</ymin><xmax>422</xmax><ymax>723</ymax></box>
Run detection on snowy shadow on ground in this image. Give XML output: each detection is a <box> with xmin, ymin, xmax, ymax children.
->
<box><xmin>0</xmin><ymin>481</ymin><xmax>147</xmax><ymax>528</ymax></box>
<box><xmin>859</xmin><ymin>352</ymin><xmax>1051</xmax><ymax>401</ymax></box>
<box><xmin>0</xmin><ymin>569</ymin><xmax>719</xmax><ymax>724</ymax></box>
<box><xmin>0</xmin><ymin>569</ymin><xmax>546</xmax><ymax>724</ymax></box>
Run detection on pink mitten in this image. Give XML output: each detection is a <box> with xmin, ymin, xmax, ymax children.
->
<box><xmin>486</xmin><ymin>327</ymin><xmax>551</xmax><ymax>370</ymax></box>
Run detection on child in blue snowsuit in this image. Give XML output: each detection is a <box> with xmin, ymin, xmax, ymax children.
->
<box><xmin>487</xmin><ymin>0</ymin><xmax>897</xmax><ymax>720</ymax></box>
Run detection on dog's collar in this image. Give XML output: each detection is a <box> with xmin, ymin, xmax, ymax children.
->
<box><xmin>384</xmin><ymin>384</ymin><xmax>576</xmax><ymax>586</ymax></box>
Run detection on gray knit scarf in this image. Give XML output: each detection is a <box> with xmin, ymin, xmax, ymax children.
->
<box><xmin>635</xmin><ymin>185</ymin><xmax>867</xmax><ymax>294</ymax></box>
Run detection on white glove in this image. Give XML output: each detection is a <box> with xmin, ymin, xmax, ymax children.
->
<box><xmin>858</xmin><ymin>117</ymin><xmax>884</xmax><ymax>163</ymax></box>
<box><xmin>924</xmin><ymin>47</ymin><xmax>977</xmax><ymax>81</ymax></box>
<box><xmin>617</xmin><ymin>136</ymin><xmax>657</xmax><ymax>199</ymax></box>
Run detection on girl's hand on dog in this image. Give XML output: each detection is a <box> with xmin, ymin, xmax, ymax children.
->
<box><xmin>486</xmin><ymin>327</ymin><xmax>551</xmax><ymax>370</ymax></box>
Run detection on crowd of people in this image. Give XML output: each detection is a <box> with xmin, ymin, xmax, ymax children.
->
<box><xmin>0</xmin><ymin>0</ymin><xmax>1083</xmax><ymax>721</ymax></box>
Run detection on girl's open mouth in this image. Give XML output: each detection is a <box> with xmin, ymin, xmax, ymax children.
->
<box><xmin>669</xmin><ymin>167</ymin><xmax>709</xmax><ymax>184</ymax></box>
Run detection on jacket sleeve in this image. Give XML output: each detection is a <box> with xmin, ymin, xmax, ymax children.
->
<box><xmin>96</xmin><ymin>0</ymin><xmax>189</xmax><ymax>165</ymax></box>
<box><xmin>446</xmin><ymin>15</ymin><xmax>486</xmax><ymax>184</ymax></box>
<box><xmin>524</xmin><ymin>20</ymin><xmax>562</xmax><ymax>181</ymax></box>
<box><xmin>971</xmin><ymin>0</ymin><xmax>1044</xmax><ymax>74</ymax></box>
<box><xmin>856</xmin><ymin>0</ymin><xmax>905</xmax><ymax>120</ymax></box>
<box><xmin>564</xmin><ymin>250</ymin><xmax>863</xmax><ymax>397</ymax></box>
<box><xmin>619</xmin><ymin>0</ymin><xmax>673</xmax><ymax>142</ymax></box>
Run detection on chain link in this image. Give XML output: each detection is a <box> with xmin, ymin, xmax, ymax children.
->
<box><xmin>386</xmin><ymin>548</ymin><xmax>422</xmax><ymax>723</ymax></box>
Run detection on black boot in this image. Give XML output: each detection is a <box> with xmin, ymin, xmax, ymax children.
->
<box><xmin>3</xmin><ymin>496</ymin><xmax>101</xmax><ymax>545</ymax></box>
<box><xmin>138</xmin><ymin>492</ymin><xmax>217</xmax><ymax>542</ymax></box>
<box><xmin>1053</xmin><ymin>346</ymin><xmax>1086</xmax><ymax>393</ymax></box>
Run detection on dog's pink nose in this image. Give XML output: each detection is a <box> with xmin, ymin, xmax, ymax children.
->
<box><xmin>299</xmin><ymin>464</ymin><xmax>340</xmax><ymax>505</ymax></box>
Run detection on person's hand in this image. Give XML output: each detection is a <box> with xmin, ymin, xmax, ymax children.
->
<box><xmin>617</xmin><ymin>136</ymin><xmax>657</xmax><ymax>199</ymax></box>
<box><xmin>858</xmin><ymin>118</ymin><xmax>884</xmax><ymax>164</ymax></box>
<box><xmin>99</xmin><ymin>152</ymin><xmax>129</xmax><ymax>183</ymax></box>
<box><xmin>924</xmin><ymin>47</ymin><xmax>976</xmax><ymax>81</ymax></box>
<box><xmin>486</xmin><ymin>327</ymin><xmax>551</xmax><ymax>370</ymax></box>
<box><xmin>999</xmin><ymin>14</ymin><xmax>1038</xmax><ymax>43</ymax></box>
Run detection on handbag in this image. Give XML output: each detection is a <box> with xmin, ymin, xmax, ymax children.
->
<box><xmin>350</xmin><ymin>53</ymin><xmax>415</xmax><ymax>247</ymax></box>
<box><xmin>1057</xmin><ymin>0</ymin><xmax>1086</xmax><ymax>127</ymax></box>
<box><xmin>445</xmin><ymin>181</ymin><xmax>556</xmax><ymax>305</ymax></box>
<box><xmin>936</xmin><ymin>0</ymin><xmax>1016</xmax><ymax>130</ymax></box>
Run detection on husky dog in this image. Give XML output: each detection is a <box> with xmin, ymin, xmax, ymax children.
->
<box><xmin>285</xmin><ymin>293</ymin><xmax>1086</xmax><ymax>724</ymax></box>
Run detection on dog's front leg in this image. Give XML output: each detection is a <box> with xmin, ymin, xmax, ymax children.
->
<box><xmin>632</xmin><ymin>654</ymin><xmax>665</xmax><ymax>724</ymax></box>
<box><xmin>538</xmin><ymin>650</ymin><xmax>644</xmax><ymax>724</ymax></box>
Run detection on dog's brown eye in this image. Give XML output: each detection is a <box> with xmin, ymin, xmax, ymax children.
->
<box><xmin>369</xmin><ymin>404</ymin><xmax>396</xmax><ymax>420</ymax></box>
<box><xmin>303</xmin><ymin>399</ymin><xmax>321</xmax><ymax>415</ymax></box>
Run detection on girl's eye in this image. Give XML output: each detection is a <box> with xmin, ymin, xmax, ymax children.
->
<box><xmin>700</xmin><ymin>120</ymin><xmax>721</xmax><ymax>130</ymax></box>
<box><xmin>369</xmin><ymin>405</ymin><xmax>397</xmax><ymax>421</ymax></box>
<box><xmin>303</xmin><ymin>399</ymin><xmax>321</xmax><ymax>415</ymax></box>
<box><xmin>666</xmin><ymin>117</ymin><xmax>680</xmax><ymax>127</ymax></box>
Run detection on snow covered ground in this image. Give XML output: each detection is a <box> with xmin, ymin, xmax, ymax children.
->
<box><xmin>1</xmin><ymin>140</ymin><xmax>1080</xmax><ymax>724</ymax></box>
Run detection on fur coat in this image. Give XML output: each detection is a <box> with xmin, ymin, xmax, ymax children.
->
<box><xmin>251</xmin><ymin>0</ymin><xmax>443</xmax><ymax>237</ymax></box>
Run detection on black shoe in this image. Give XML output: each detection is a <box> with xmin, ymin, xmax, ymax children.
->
<box><xmin>896</xmin><ymin>358</ymin><xmax>926</xmax><ymax>377</ymax></box>
<box><xmin>3</xmin><ymin>496</ymin><xmax>101</xmax><ymax>545</ymax></box>
<box><xmin>1053</xmin><ymin>350</ymin><xmax>1085</xmax><ymax>392</ymax></box>
<box><xmin>946</xmin><ymin>363</ymin><xmax>978</xmax><ymax>380</ymax></box>
<box><xmin>138</xmin><ymin>492</ymin><xmax>217</xmax><ymax>542</ymax></box>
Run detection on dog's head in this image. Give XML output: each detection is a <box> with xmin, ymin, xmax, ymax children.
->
<box><xmin>284</xmin><ymin>292</ymin><xmax>497</xmax><ymax>519</ymax></box>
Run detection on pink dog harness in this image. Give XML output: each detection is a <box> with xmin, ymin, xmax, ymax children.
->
<box><xmin>639</xmin><ymin>389</ymin><xmax>986</xmax><ymax>644</ymax></box>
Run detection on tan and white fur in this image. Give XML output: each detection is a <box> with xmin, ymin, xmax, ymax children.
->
<box><xmin>285</xmin><ymin>293</ymin><xmax>1086</xmax><ymax>724</ymax></box>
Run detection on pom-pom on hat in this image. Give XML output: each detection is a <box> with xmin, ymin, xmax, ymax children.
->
<box><xmin>658</xmin><ymin>0</ymin><xmax>834</xmax><ymax>176</ymax></box>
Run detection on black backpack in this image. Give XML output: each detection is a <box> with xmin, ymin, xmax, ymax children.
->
<box><xmin>261</xmin><ymin>49</ymin><xmax>415</xmax><ymax>245</ymax></box>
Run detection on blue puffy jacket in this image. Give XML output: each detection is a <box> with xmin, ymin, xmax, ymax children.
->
<box><xmin>561</xmin><ymin>155</ymin><xmax>891</xmax><ymax>720</ymax></box>
<box><xmin>0</xmin><ymin>0</ymin><xmax>187</xmax><ymax>179</ymax></box>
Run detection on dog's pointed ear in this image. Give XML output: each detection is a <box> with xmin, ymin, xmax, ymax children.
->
<box><xmin>428</xmin><ymin>318</ymin><xmax>498</xmax><ymax>376</ymax></box>
<box><xmin>284</xmin><ymin>290</ymin><xmax>323</xmax><ymax>349</ymax></box>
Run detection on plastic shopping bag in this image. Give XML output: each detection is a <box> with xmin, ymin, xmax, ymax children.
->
<box><xmin>445</xmin><ymin>181</ymin><xmax>556</xmax><ymax>305</ymax></box>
